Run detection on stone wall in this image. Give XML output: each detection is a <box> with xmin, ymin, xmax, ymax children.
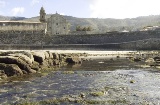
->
<box><xmin>45</xmin><ymin>30</ymin><xmax>160</xmax><ymax>44</ymax></box>
<box><xmin>120</xmin><ymin>38</ymin><xmax>160</xmax><ymax>50</ymax></box>
<box><xmin>0</xmin><ymin>30</ymin><xmax>45</xmax><ymax>45</ymax></box>
<box><xmin>0</xmin><ymin>30</ymin><xmax>160</xmax><ymax>50</ymax></box>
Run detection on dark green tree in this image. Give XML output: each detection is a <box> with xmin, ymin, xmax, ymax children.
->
<box><xmin>82</xmin><ymin>27</ymin><xmax>87</xmax><ymax>31</ymax></box>
<box><xmin>87</xmin><ymin>26</ymin><xmax>92</xmax><ymax>31</ymax></box>
<box><xmin>76</xmin><ymin>26</ymin><xmax>82</xmax><ymax>31</ymax></box>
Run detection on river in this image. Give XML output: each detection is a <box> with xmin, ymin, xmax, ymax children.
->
<box><xmin>0</xmin><ymin>57</ymin><xmax>160</xmax><ymax>105</ymax></box>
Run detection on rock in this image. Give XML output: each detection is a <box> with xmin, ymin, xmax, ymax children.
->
<box><xmin>0</xmin><ymin>56</ymin><xmax>33</xmax><ymax>73</ymax></box>
<box><xmin>156</xmin><ymin>66</ymin><xmax>160</xmax><ymax>69</ymax></box>
<box><xmin>130</xmin><ymin>80</ymin><xmax>135</xmax><ymax>83</ymax></box>
<box><xmin>53</xmin><ymin>59</ymin><xmax>60</xmax><ymax>65</ymax></box>
<box><xmin>0</xmin><ymin>70</ymin><xmax>7</xmax><ymax>79</ymax></box>
<box><xmin>47</xmin><ymin>51</ymin><xmax>53</xmax><ymax>58</ymax></box>
<box><xmin>69</xmin><ymin>64</ymin><xmax>81</xmax><ymax>68</ymax></box>
<box><xmin>154</xmin><ymin>57</ymin><xmax>160</xmax><ymax>61</ymax></box>
<box><xmin>30</xmin><ymin>69</ymin><xmax>37</xmax><ymax>73</ymax></box>
<box><xmin>0</xmin><ymin>51</ymin><xmax>34</xmax><ymax>62</ymax></box>
<box><xmin>22</xmin><ymin>70</ymin><xmax>28</xmax><ymax>74</ymax></box>
<box><xmin>116</xmin><ymin>56</ymin><xmax>120</xmax><ymax>58</ymax></box>
<box><xmin>0</xmin><ymin>51</ymin><xmax>15</xmax><ymax>56</ymax></box>
<box><xmin>126</xmin><ymin>56</ymin><xmax>133</xmax><ymax>59</ymax></box>
<box><xmin>20</xmin><ymin>51</ymin><xmax>34</xmax><ymax>62</ymax></box>
<box><xmin>154</xmin><ymin>57</ymin><xmax>160</xmax><ymax>63</ymax></box>
<box><xmin>0</xmin><ymin>63</ymin><xmax>23</xmax><ymax>76</ymax></box>
<box><xmin>32</xmin><ymin>51</ymin><xmax>45</xmax><ymax>64</ymax></box>
<box><xmin>41</xmin><ymin>60</ymin><xmax>49</xmax><ymax>67</ymax></box>
<box><xmin>110</xmin><ymin>58</ymin><xmax>114</xmax><ymax>61</ymax></box>
<box><xmin>59</xmin><ymin>54</ymin><xmax>63</xmax><ymax>61</ymax></box>
<box><xmin>31</xmin><ymin>61</ymin><xmax>40</xmax><ymax>71</ymax></box>
<box><xmin>8</xmin><ymin>53</ymin><xmax>33</xmax><ymax>65</ymax></box>
<box><xmin>132</xmin><ymin>57</ymin><xmax>142</xmax><ymax>62</ymax></box>
<box><xmin>44</xmin><ymin>51</ymin><xmax>50</xmax><ymax>59</ymax></box>
<box><xmin>140</xmin><ymin>65</ymin><xmax>151</xmax><ymax>68</ymax></box>
<box><xmin>48</xmin><ymin>59</ymin><xmax>54</xmax><ymax>66</ymax></box>
<box><xmin>145</xmin><ymin>58</ymin><xmax>155</xmax><ymax>63</ymax></box>
<box><xmin>53</xmin><ymin>53</ymin><xmax>59</xmax><ymax>60</ymax></box>
<box><xmin>66</xmin><ymin>56</ymin><xmax>82</xmax><ymax>64</ymax></box>
<box><xmin>80</xmin><ymin>93</ymin><xmax>85</xmax><ymax>98</ymax></box>
<box><xmin>68</xmin><ymin>97</ymin><xmax>76</xmax><ymax>102</ymax></box>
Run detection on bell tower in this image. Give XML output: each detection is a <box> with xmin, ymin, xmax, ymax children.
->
<box><xmin>39</xmin><ymin>7</ymin><xmax>46</xmax><ymax>22</ymax></box>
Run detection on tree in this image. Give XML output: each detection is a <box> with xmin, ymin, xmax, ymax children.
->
<box><xmin>76</xmin><ymin>26</ymin><xmax>92</xmax><ymax>31</ymax></box>
<box><xmin>82</xmin><ymin>27</ymin><xmax>87</xmax><ymax>31</ymax></box>
<box><xmin>87</xmin><ymin>26</ymin><xmax>92</xmax><ymax>31</ymax></box>
<box><xmin>76</xmin><ymin>26</ymin><xmax>82</xmax><ymax>31</ymax></box>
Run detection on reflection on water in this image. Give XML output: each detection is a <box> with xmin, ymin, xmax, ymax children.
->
<box><xmin>0</xmin><ymin>58</ymin><xmax>159</xmax><ymax>104</ymax></box>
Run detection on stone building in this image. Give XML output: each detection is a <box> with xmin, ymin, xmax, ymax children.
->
<box><xmin>0</xmin><ymin>7</ymin><xmax>70</xmax><ymax>35</ymax></box>
<box><xmin>39</xmin><ymin>7</ymin><xmax>46</xmax><ymax>22</ymax></box>
<box><xmin>0</xmin><ymin>21</ymin><xmax>46</xmax><ymax>31</ymax></box>
<box><xmin>0</xmin><ymin>7</ymin><xmax>47</xmax><ymax>31</ymax></box>
<box><xmin>46</xmin><ymin>12</ymin><xmax>70</xmax><ymax>35</ymax></box>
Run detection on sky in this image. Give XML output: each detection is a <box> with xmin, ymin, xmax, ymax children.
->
<box><xmin>0</xmin><ymin>0</ymin><xmax>160</xmax><ymax>19</ymax></box>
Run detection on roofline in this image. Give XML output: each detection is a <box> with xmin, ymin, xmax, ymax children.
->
<box><xmin>0</xmin><ymin>21</ymin><xmax>43</xmax><ymax>24</ymax></box>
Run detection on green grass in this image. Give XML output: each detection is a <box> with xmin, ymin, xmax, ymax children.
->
<box><xmin>107</xmin><ymin>99</ymin><xmax>128</xmax><ymax>105</ymax></box>
<box><xmin>130</xmin><ymin>80</ymin><xmax>135</xmax><ymax>83</ymax></box>
<box><xmin>85</xmin><ymin>100</ymin><xmax>106</xmax><ymax>104</ymax></box>
<box><xmin>90</xmin><ymin>91</ymin><xmax>104</xmax><ymax>97</ymax></box>
<box><xmin>62</xmin><ymin>71</ymin><xmax>74</xmax><ymax>74</ymax></box>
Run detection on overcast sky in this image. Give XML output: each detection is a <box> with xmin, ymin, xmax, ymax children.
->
<box><xmin>0</xmin><ymin>0</ymin><xmax>160</xmax><ymax>19</ymax></box>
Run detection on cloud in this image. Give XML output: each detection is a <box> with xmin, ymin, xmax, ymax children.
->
<box><xmin>89</xmin><ymin>0</ymin><xmax>160</xmax><ymax>19</ymax></box>
<box><xmin>0</xmin><ymin>0</ymin><xmax>6</xmax><ymax>8</ymax></box>
<box><xmin>11</xmin><ymin>7</ymin><xmax>25</xmax><ymax>16</ymax></box>
<box><xmin>31</xmin><ymin>0</ymin><xmax>40</xmax><ymax>6</ymax></box>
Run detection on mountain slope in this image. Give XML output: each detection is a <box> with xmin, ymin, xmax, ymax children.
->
<box><xmin>1</xmin><ymin>15</ymin><xmax>160</xmax><ymax>32</ymax></box>
<box><xmin>0</xmin><ymin>15</ymin><xmax>26</xmax><ymax>21</ymax></box>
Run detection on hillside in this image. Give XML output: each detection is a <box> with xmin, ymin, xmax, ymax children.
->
<box><xmin>0</xmin><ymin>15</ymin><xmax>26</xmax><ymax>21</ymax></box>
<box><xmin>1</xmin><ymin>14</ymin><xmax>160</xmax><ymax>32</ymax></box>
<box><xmin>22</xmin><ymin>15</ymin><xmax>160</xmax><ymax>32</ymax></box>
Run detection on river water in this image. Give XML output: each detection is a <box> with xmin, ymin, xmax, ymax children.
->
<box><xmin>0</xmin><ymin>57</ymin><xmax>160</xmax><ymax>105</ymax></box>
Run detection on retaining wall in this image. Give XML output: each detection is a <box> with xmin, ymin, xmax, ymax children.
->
<box><xmin>47</xmin><ymin>30</ymin><xmax>160</xmax><ymax>44</ymax></box>
<box><xmin>0</xmin><ymin>30</ymin><xmax>45</xmax><ymax>45</ymax></box>
<box><xmin>0</xmin><ymin>30</ymin><xmax>160</xmax><ymax>50</ymax></box>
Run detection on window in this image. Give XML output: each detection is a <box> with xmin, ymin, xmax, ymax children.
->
<box><xmin>64</xmin><ymin>27</ymin><xmax>65</xmax><ymax>29</ymax></box>
<box><xmin>56</xmin><ymin>23</ymin><xmax>58</xmax><ymax>25</ymax></box>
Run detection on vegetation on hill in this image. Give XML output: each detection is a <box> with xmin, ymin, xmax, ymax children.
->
<box><xmin>76</xmin><ymin>26</ymin><xmax>92</xmax><ymax>31</ymax></box>
<box><xmin>1</xmin><ymin>14</ymin><xmax>160</xmax><ymax>33</ymax></box>
<box><xmin>0</xmin><ymin>15</ymin><xmax>26</xmax><ymax>21</ymax></box>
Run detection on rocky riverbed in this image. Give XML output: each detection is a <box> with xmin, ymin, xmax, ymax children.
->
<box><xmin>0</xmin><ymin>50</ymin><xmax>160</xmax><ymax>104</ymax></box>
<box><xmin>0</xmin><ymin>50</ymin><xmax>83</xmax><ymax>80</ymax></box>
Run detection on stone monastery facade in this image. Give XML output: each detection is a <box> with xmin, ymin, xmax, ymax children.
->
<box><xmin>39</xmin><ymin>7</ymin><xmax>69</xmax><ymax>35</ymax></box>
<box><xmin>46</xmin><ymin>13</ymin><xmax>70</xmax><ymax>35</ymax></box>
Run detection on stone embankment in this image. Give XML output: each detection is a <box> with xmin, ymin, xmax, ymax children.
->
<box><xmin>0</xmin><ymin>51</ymin><xmax>82</xmax><ymax>80</ymax></box>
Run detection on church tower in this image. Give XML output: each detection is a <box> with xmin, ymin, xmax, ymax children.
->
<box><xmin>39</xmin><ymin>7</ymin><xmax>46</xmax><ymax>22</ymax></box>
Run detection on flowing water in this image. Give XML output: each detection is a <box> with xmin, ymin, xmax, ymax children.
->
<box><xmin>0</xmin><ymin>57</ymin><xmax>160</xmax><ymax>104</ymax></box>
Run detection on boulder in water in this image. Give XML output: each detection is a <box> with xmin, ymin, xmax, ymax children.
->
<box><xmin>0</xmin><ymin>63</ymin><xmax>23</xmax><ymax>76</ymax></box>
<box><xmin>66</xmin><ymin>56</ymin><xmax>82</xmax><ymax>64</ymax></box>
